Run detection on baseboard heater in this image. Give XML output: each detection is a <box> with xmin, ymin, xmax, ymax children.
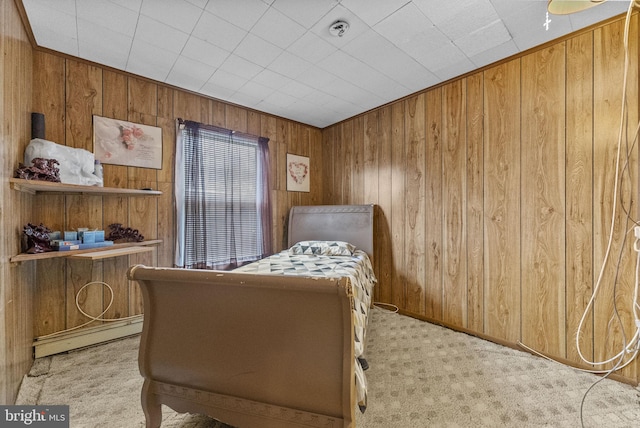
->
<box><xmin>33</xmin><ymin>316</ymin><xmax>144</xmax><ymax>358</ymax></box>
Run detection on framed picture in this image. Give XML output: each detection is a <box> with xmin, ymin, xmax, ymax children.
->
<box><xmin>286</xmin><ymin>153</ymin><xmax>310</xmax><ymax>192</ymax></box>
<box><xmin>93</xmin><ymin>115</ymin><xmax>163</xmax><ymax>169</ymax></box>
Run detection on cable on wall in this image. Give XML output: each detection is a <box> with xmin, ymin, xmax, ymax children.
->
<box><xmin>38</xmin><ymin>281</ymin><xmax>141</xmax><ymax>340</ymax></box>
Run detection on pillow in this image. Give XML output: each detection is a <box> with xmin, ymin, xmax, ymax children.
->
<box><xmin>289</xmin><ymin>240</ymin><xmax>356</xmax><ymax>256</ymax></box>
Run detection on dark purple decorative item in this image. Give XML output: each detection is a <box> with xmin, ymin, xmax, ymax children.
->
<box><xmin>14</xmin><ymin>157</ymin><xmax>61</xmax><ymax>182</ymax></box>
<box><xmin>107</xmin><ymin>223</ymin><xmax>144</xmax><ymax>243</ymax></box>
<box><xmin>23</xmin><ymin>223</ymin><xmax>52</xmax><ymax>253</ymax></box>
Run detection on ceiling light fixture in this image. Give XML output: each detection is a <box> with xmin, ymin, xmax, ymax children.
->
<box><xmin>547</xmin><ymin>0</ymin><xmax>606</xmax><ymax>15</ymax></box>
<box><xmin>329</xmin><ymin>20</ymin><xmax>349</xmax><ymax>37</ymax></box>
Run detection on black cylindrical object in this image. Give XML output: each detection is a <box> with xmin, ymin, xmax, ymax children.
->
<box><xmin>31</xmin><ymin>112</ymin><xmax>45</xmax><ymax>140</ymax></box>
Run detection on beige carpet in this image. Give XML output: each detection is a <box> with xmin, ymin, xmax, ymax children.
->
<box><xmin>16</xmin><ymin>308</ymin><xmax>640</xmax><ymax>427</ymax></box>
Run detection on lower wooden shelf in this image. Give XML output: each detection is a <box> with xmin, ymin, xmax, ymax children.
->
<box><xmin>10</xmin><ymin>239</ymin><xmax>162</xmax><ymax>263</ymax></box>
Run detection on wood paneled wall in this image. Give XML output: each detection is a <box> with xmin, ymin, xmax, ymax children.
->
<box><xmin>323</xmin><ymin>15</ymin><xmax>640</xmax><ymax>383</ymax></box>
<box><xmin>1</xmin><ymin>0</ymin><xmax>34</xmax><ymax>404</ymax></box>
<box><xmin>28</xmin><ymin>50</ymin><xmax>323</xmax><ymax>340</ymax></box>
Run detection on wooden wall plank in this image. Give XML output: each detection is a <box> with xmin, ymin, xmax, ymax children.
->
<box><xmin>342</xmin><ymin>121</ymin><xmax>353</xmax><ymax>205</ymax></box>
<box><xmin>102</xmin><ymin>70</ymin><xmax>129</xmax><ymax>188</ymax></box>
<box><xmin>483</xmin><ymin>59</ymin><xmax>521</xmax><ymax>343</ymax></box>
<box><xmin>442</xmin><ymin>80</ymin><xmax>467</xmax><ymax>327</ymax></box>
<box><xmin>565</xmin><ymin>31</ymin><xmax>595</xmax><ymax>367</ymax></box>
<box><xmin>391</xmin><ymin>102</ymin><xmax>406</xmax><ymax>308</ymax></box>
<box><xmin>352</xmin><ymin>116</ymin><xmax>364</xmax><ymax>205</ymax></box>
<box><xmin>404</xmin><ymin>94</ymin><xmax>426</xmax><ymax>315</ymax></box>
<box><xmin>322</xmin><ymin>127</ymin><xmax>335</xmax><ymax>205</ymax></box>
<box><xmin>521</xmin><ymin>43</ymin><xmax>567</xmax><ymax>357</ymax></box>
<box><xmin>32</xmin><ymin>51</ymin><xmax>65</xmax><ymax>144</ymax></box>
<box><xmin>65</xmin><ymin>60</ymin><xmax>102</xmax><ymax>150</ymax></box>
<box><xmin>466</xmin><ymin>72</ymin><xmax>484</xmax><ymax>333</ymax></box>
<box><xmin>377</xmin><ymin>106</ymin><xmax>393</xmax><ymax>303</ymax></box>
<box><xmin>425</xmin><ymin>89</ymin><xmax>443</xmax><ymax>320</ymax></box>
<box><xmin>593</xmin><ymin>16</ymin><xmax>639</xmax><ymax>379</ymax></box>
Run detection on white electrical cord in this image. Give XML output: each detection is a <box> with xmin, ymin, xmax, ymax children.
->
<box><xmin>38</xmin><ymin>280</ymin><xmax>142</xmax><ymax>340</ymax></box>
<box><xmin>574</xmin><ymin>0</ymin><xmax>640</xmax><ymax>370</ymax></box>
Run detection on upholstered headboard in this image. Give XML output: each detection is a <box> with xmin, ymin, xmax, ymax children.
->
<box><xmin>287</xmin><ymin>204</ymin><xmax>374</xmax><ymax>257</ymax></box>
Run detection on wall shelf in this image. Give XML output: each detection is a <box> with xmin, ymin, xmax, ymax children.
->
<box><xmin>9</xmin><ymin>178</ymin><xmax>162</xmax><ymax>196</ymax></box>
<box><xmin>10</xmin><ymin>240</ymin><xmax>162</xmax><ymax>263</ymax></box>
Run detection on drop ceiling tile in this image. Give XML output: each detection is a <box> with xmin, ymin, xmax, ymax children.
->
<box><xmin>181</xmin><ymin>36</ymin><xmax>230</xmax><ymax>69</ymax></box>
<box><xmin>421</xmin><ymin>43</ymin><xmax>471</xmax><ymax>74</ymax></box>
<box><xmin>340</xmin><ymin>0</ymin><xmax>410</xmax><ymax>26</ymax></box>
<box><xmin>392</xmin><ymin>66</ymin><xmax>440</xmax><ymax>93</ymax></box>
<box><xmin>251</xmin><ymin>6</ymin><xmax>307</xmax><ymax>48</ymax></box>
<box><xmin>126</xmin><ymin>39</ymin><xmax>178</xmax><ymax>82</ymax></box>
<box><xmin>469</xmin><ymin>39</ymin><xmax>518</xmax><ymax>69</ymax></box>
<box><xmin>200</xmin><ymin>80</ymin><xmax>236</xmax><ymax>101</ymax></box>
<box><xmin>231</xmin><ymin>91</ymin><xmax>264</xmax><ymax>109</ymax></box>
<box><xmin>166</xmin><ymin>56</ymin><xmax>216</xmax><ymax>92</ymax></box>
<box><xmin>262</xmin><ymin>91</ymin><xmax>297</xmax><ymax>108</ymax></box>
<box><xmin>432</xmin><ymin>57</ymin><xmax>476</xmax><ymax>82</ymax></box>
<box><xmin>489</xmin><ymin>0</ymin><xmax>538</xmax><ymax>18</ymax></box>
<box><xmin>287</xmin><ymin>32</ymin><xmax>337</xmax><ymax>64</ymax></box>
<box><xmin>455</xmin><ymin>19</ymin><xmax>511</xmax><ymax>57</ymax></box>
<box><xmin>109</xmin><ymin>0</ymin><xmax>142</xmax><ymax>13</ymax></box>
<box><xmin>236</xmin><ymin>81</ymin><xmax>274</xmax><ymax>100</ymax></box>
<box><xmin>218</xmin><ymin>54</ymin><xmax>263</xmax><ymax>80</ymax></box>
<box><xmin>342</xmin><ymin>29</ymin><xmax>425</xmax><ymax>84</ymax></box>
<box><xmin>280</xmin><ymin>80</ymin><xmax>316</xmax><ymax>99</ymax></box>
<box><xmin>185</xmin><ymin>0</ymin><xmax>207</xmax><ymax>9</ymax></box>
<box><xmin>414</xmin><ymin>0</ymin><xmax>489</xmax><ymax>26</ymax></box>
<box><xmin>22</xmin><ymin>1</ymin><xmax>77</xmax><ymax>52</ymax></box>
<box><xmin>207</xmin><ymin>68</ymin><xmax>250</xmax><ymax>93</ymax></box>
<box><xmin>192</xmin><ymin>11</ymin><xmax>247</xmax><ymax>52</ymax></box>
<box><xmin>233</xmin><ymin>33</ymin><xmax>283</xmax><ymax>67</ymax></box>
<box><xmin>323</xmin><ymin>77</ymin><xmax>384</xmax><ymax>107</ymax></box>
<box><xmin>269</xmin><ymin>51</ymin><xmax>312</xmax><ymax>79</ymax></box>
<box><xmin>135</xmin><ymin>16</ymin><xmax>190</xmax><ymax>54</ymax></box>
<box><xmin>23</xmin><ymin>0</ymin><xmax>75</xmax><ymax>16</ymax></box>
<box><xmin>140</xmin><ymin>0</ymin><xmax>203</xmax><ymax>32</ymax></box>
<box><xmin>77</xmin><ymin>19</ymin><xmax>131</xmax><ymax>70</ymax></box>
<box><xmin>76</xmin><ymin>0</ymin><xmax>138</xmax><ymax>37</ymax></box>
<box><xmin>31</xmin><ymin>25</ymin><xmax>79</xmax><ymax>58</ymax></box>
<box><xmin>296</xmin><ymin>66</ymin><xmax>340</xmax><ymax>91</ymax></box>
<box><xmin>253</xmin><ymin>69</ymin><xmax>292</xmax><ymax>90</ymax></box>
<box><xmin>204</xmin><ymin>0</ymin><xmax>269</xmax><ymax>31</ymax></box>
<box><xmin>272</xmin><ymin>0</ymin><xmax>339</xmax><ymax>28</ymax></box>
<box><xmin>374</xmin><ymin>3</ymin><xmax>446</xmax><ymax>51</ymax></box>
<box><xmin>431</xmin><ymin>1</ymin><xmax>501</xmax><ymax>41</ymax></box>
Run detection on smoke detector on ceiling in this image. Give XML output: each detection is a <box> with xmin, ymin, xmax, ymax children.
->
<box><xmin>329</xmin><ymin>20</ymin><xmax>350</xmax><ymax>37</ymax></box>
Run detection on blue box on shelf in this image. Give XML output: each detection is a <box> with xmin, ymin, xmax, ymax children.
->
<box><xmin>82</xmin><ymin>231</ymin><xmax>96</xmax><ymax>244</ymax></box>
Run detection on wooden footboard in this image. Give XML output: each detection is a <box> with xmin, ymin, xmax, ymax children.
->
<box><xmin>127</xmin><ymin>265</ymin><xmax>356</xmax><ymax>428</ymax></box>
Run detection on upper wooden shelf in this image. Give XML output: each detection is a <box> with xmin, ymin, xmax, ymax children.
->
<box><xmin>9</xmin><ymin>178</ymin><xmax>162</xmax><ymax>197</ymax></box>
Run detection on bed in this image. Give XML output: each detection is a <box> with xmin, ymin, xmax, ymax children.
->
<box><xmin>127</xmin><ymin>204</ymin><xmax>376</xmax><ymax>428</ymax></box>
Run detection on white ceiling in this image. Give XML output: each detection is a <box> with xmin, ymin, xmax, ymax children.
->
<box><xmin>21</xmin><ymin>0</ymin><xmax>631</xmax><ymax>128</ymax></box>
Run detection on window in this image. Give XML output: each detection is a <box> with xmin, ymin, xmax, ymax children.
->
<box><xmin>175</xmin><ymin>120</ymin><xmax>272</xmax><ymax>270</ymax></box>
